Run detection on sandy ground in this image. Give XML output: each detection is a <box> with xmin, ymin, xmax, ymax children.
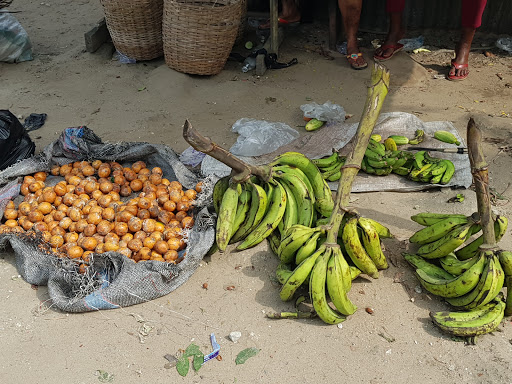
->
<box><xmin>1</xmin><ymin>1</ymin><xmax>512</xmax><ymax>383</ymax></box>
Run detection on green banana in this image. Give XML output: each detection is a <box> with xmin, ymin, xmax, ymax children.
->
<box><xmin>319</xmin><ymin>157</ymin><xmax>344</xmax><ymax>173</ymax></box>
<box><xmin>280</xmin><ymin>245</ymin><xmax>324</xmax><ymax>301</ymax></box>
<box><xmin>403</xmin><ymin>253</ymin><xmax>455</xmax><ymax>280</ymax></box>
<box><xmin>321</xmin><ymin>161</ymin><xmax>345</xmax><ymax>180</ymax></box>
<box><xmin>342</xmin><ymin>217</ymin><xmax>379</xmax><ymax>279</ymax></box>
<box><xmin>358</xmin><ymin>217</ymin><xmax>388</xmax><ymax>270</ymax></box>
<box><xmin>384</xmin><ymin>137</ymin><xmax>398</xmax><ymax>151</ymax></box>
<box><xmin>447</xmin><ymin>253</ymin><xmax>504</xmax><ymax>309</ymax></box>
<box><xmin>416</xmin><ymin>222</ymin><xmax>475</xmax><ymax>259</ymax></box>
<box><xmin>408</xmin><ymin>129</ymin><xmax>424</xmax><ymax>145</ymax></box>
<box><xmin>415</xmin><ymin>253</ymin><xmax>486</xmax><ymax>298</ymax></box>
<box><xmin>216</xmin><ymin>183</ymin><xmax>240</xmax><ymax>251</ymax></box>
<box><xmin>368</xmin><ymin>138</ymin><xmax>386</xmax><ymax>157</ymax></box>
<box><xmin>433</xmin><ymin>130</ymin><xmax>461</xmax><ymax>146</ymax></box>
<box><xmin>271</xmin><ymin>165</ymin><xmax>315</xmax><ymax>199</ymax></box>
<box><xmin>327</xmin><ymin>171</ymin><xmax>342</xmax><ymax>182</ymax></box>
<box><xmin>213</xmin><ymin>176</ymin><xmax>230</xmax><ymax>214</ymax></box>
<box><xmin>392</xmin><ymin>166</ymin><xmax>410</xmax><ymax>176</ymax></box>
<box><xmin>231</xmin><ymin>182</ymin><xmax>268</xmax><ymax>243</ymax></box>
<box><xmin>309</xmin><ymin>248</ymin><xmax>346</xmax><ymax>324</ymax></box>
<box><xmin>295</xmin><ymin>231</ymin><xmax>323</xmax><ymax>265</ymax></box>
<box><xmin>326</xmin><ymin>248</ymin><xmax>357</xmax><ymax>315</ymax></box>
<box><xmin>440</xmin><ymin>160</ymin><xmax>455</xmax><ymax>185</ymax></box>
<box><xmin>414</xmin><ymin>151</ymin><xmax>426</xmax><ymax>169</ymax></box>
<box><xmin>350</xmin><ymin>266</ymin><xmax>361</xmax><ymax>281</ymax></box>
<box><xmin>455</xmin><ymin>216</ymin><xmax>508</xmax><ymax>260</ymax></box>
<box><xmin>267</xmin><ymin>229</ymin><xmax>281</xmax><ymax>256</ymax></box>
<box><xmin>278</xmin><ymin>225</ymin><xmax>319</xmax><ymax>264</ymax></box>
<box><xmin>430</xmin><ymin>161</ymin><xmax>448</xmax><ymax>176</ymax></box>
<box><xmin>279</xmin><ymin>181</ymin><xmax>299</xmax><ymax>232</ymax></box>
<box><xmin>229</xmin><ymin>187</ymin><xmax>252</xmax><ymax>241</ymax></box>
<box><xmin>388</xmin><ymin>135</ymin><xmax>409</xmax><ymax>145</ymax></box>
<box><xmin>411</xmin><ymin>212</ymin><xmax>468</xmax><ymax>227</ymax></box>
<box><xmin>497</xmin><ymin>250</ymin><xmax>512</xmax><ymax>276</ymax></box>
<box><xmin>365</xmin><ymin>148</ymin><xmax>383</xmax><ymax>161</ymax></box>
<box><xmin>274</xmin><ymin>173</ymin><xmax>314</xmax><ymax>228</ymax></box>
<box><xmin>370</xmin><ymin>134</ymin><xmax>382</xmax><ymax>142</ymax></box>
<box><xmin>270</xmin><ymin>152</ymin><xmax>334</xmax><ymax>217</ymax></box>
<box><xmin>409</xmin><ymin>216</ymin><xmax>470</xmax><ymax>245</ymax></box>
<box><xmin>276</xmin><ymin>263</ymin><xmax>294</xmax><ymax>285</ymax></box>
<box><xmin>505</xmin><ymin>276</ymin><xmax>512</xmax><ymax>316</ymax></box>
<box><xmin>374</xmin><ymin>166</ymin><xmax>393</xmax><ymax>176</ymax></box>
<box><xmin>364</xmin><ymin>218</ymin><xmax>393</xmax><ymax>239</ymax></box>
<box><xmin>367</xmin><ymin>158</ymin><xmax>389</xmax><ymax>169</ymax></box>
<box><xmin>429</xmin><ymin>173</ymin><xmax>443</xmax><ymax>184</ymax></box>
<box><xmin>312</xmin><ymin>152</ymin><xmax>340</xmax><ymax>168</ymax></box>
<box><xmin>431</xmin><ymin>298</ymin><xmax>502</xmax><ymax>324</ymax></box>
<box><xmin>236</xmin><ymin>181</ymin><xmax>287</xmax><ymax>251</ymax></box>
<box><xmin>439</xmin><ymin>253</ymin><xmax>480</xmax><ymax>276</ymax></box>
<box><xmin>305</xmin><ymin>118</ymin><xmax>325</xmax><ymax>131</ymax></box>
<box><xmin>430</xmin><ymin>299</ymin><xmax>505</xmax><ymax>337</ymax></box>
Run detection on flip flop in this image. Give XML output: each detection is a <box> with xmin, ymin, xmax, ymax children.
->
<box><xmin>373</xmin><ymin>43</ymin><xmax>404</xmax><ymax>62</ymax></box>
<box><xmin>447</xmin><ymin>60</ymin><xmax>469</xmax><ymax>81</ymax></box>
<box><xmin>258</xmin><ymin>17</ymin><xmax>300</xmax><ymax>30</ymax></box>
<box><xmin>346</xmin><ymin>53</ymin><xmax>368</xmax><ymax>70</ymax></box>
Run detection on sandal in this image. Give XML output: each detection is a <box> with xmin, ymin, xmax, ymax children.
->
<box><xmin>447</xmin><ymin>59</ymin><xmax>469</xmax><ymax>81</ymax></box>
<box><xmin>258</xmin><ymin>17</ymin><xmax>300</xmax><ymax>30</ymax></box>
<box><xmin>373</xmin><ymin>43</ymin><xmax>404</xmax><ymax>61</ymax></box>
<box><xmin>346</xmin><ymin>53</ymin><xmax>368</xmax><ymax>70</ymax></box>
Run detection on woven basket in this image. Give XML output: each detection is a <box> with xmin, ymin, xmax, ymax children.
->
<box><xmin>235</xmin><ymin>0</ymin><xmax>248</xmax><ymax>44</ymax></box>
<box><xmin>0</xmin><ymin>0</ymin><xmax>13</xmax><ymax>8</ymax></box>
<box><xmin>100</xmin><ymin>0</ymin><xmax>164</xmax><ymax>61</ymax></box>
<box><xmin>163</xmin><ymin>0</ymin><xmax>242</xmax><ymax>75</ymax></box>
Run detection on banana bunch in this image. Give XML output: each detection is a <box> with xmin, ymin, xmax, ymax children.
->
<box><xmin>312</xmin><ymin>152</ymin><xmax>347</xmax><ymax>182</ymax></box>
<box><xmin>409</xmin><ymin>212</ymin><xmax>508</xmax><ymax>259</ymax></box>
<box><xmin>407</xmin><ymin>151</ymin><xmax>455</xmax><ymax>184</ymax></box>
<box><xmin>360</xmin><ymin>137</ymin><xmax>456</xmax><ymax>184</ymax></box>
<box><xmin>273</xmin><ymin>215</ymin><xmax>392</xmax><ymax>324</ymax></box>
<box><xmin>403</xmin><ymin>212</ymin><xmax>512</xmax><ymax>338</ymax></box>
<box><xmin>213</xmin><ymin>151</ymin><xmax>335</xmax><ymax>252</ymax></box>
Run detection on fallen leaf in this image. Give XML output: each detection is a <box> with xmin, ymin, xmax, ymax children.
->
<box><xmin>235</xmin><ymin>347</ymin><xmax>260</xmax><ymax>365</ymax></box>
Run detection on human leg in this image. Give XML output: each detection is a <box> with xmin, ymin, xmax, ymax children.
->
<box><xmin>448</xmin><ymin>0</ymin><xmax>488</xmax><ymax>80</ymax></box>
<box><xmin>374</xmin><ymin>0</ymin><xmax>406</xmax><ymax>60</ymax></box>
<box><xmin>338</xmin><ymin>0</ymin><xmax>367</xmax><ymax>69</ymax></box>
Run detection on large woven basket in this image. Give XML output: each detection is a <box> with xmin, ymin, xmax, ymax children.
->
<box><xmin>100</xmin><ymin>0</ymin><xmax>164</xmax><ymax>61</ymax></box>
<box><xmin>163</xmin><ymin>0</ymin><xmax>242</xmax><ymax>75</ymax></box>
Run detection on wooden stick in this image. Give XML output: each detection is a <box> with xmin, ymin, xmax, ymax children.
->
<box><xmin>466</xmin><ymin>117</ymin><xmax>496</xmax><ymax>246</ymax></box>
<box><xmin>182</xmin><ymin>120</ymin><xmax>271</xmax><ymax>182</ymax></box>
<box><xmin>326</xmin><ymin>63</ymin><xmax>391</xmax><ymax>243</ymax></box>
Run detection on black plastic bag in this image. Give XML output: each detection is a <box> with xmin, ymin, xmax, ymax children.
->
<box><xmin>0</xmin><ymin>110</ymin><xmax>35</xmax><ymax>170</ymax></box>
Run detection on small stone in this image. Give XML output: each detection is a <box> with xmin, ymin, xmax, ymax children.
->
<box><xmin>410</xmin><ymin>297</ymin><xmax>415</xmax><ymax>303</ymax></box>
<box><xmin>226</xmin><ymin>285</ymin><xmax>235</xmax><ymax>291</ymax></box>
<box><xmin>365</xmin><ymin>307</ymin><xmax>374</xmax><ymax>315</ymax></box>
<box><xmin>386</xmin><ymin>349</ymin><xmax>392</xmax><ymax>354</ymax></box>
<box><xmin>415</xmin><ymin>285</ymin><xmax>422</xmax><ymax>294</ymax></box>
<box><xmin>228</xmin><ymin>331</ymin><xmax>242</xmax><ymax>343</ymax></box>
<box><xmin>337</xmin><ymin>323</ymin><xmax>343</xmax><ymax>329</ymax></box>
<box><xmin>216</xmin><ymin>355</ymin><xmax>222</xmax><ymax>361</ymax></box>
<box><xmin>202</xmin><ymin>283</ymin><xmax>208</xmax><ymax>290</ymax></box>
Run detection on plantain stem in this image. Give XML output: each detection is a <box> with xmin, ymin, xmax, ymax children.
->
<box><xmin>182</xmin><ymin>119</ymin><xmax>272</xmax><ymax>182</ymax></box>
<box><xmin>467</xmin><ymin>118</ymin><xmax>495</xmax><ymax>246</ymax></box>
<box><xmin>326</xmin><ymin>63</ymin><xmax>390</xmax><ymax>243</ymax></box>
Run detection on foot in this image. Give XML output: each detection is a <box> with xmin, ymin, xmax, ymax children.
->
<box><xmin>346</xmin><ymin>41</ymin><xmax>367</xmax><ymax>69</ymax></box>
<box><xmin>447</xmin><ymin>59</ymin><xmax>469</xmax><ymax>81</ymax></box>
<box><xmin>374</xmin><ymin>30</ymin><xmax>405</xmax><ymax>60</ymax></box>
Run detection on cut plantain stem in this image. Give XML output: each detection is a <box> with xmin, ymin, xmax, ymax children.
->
<box><xmin>182</xmin><ymin>119</ymin><xmax>272</xmax><ymax>182</ymax></box>
<box><xmin>467</xmin><ymin>118</ymin><xmax>496</xmax><ymax>246</ymax></box>
<box><xmin>326</xmin><ymin>63</ymin><xmax>390</xmax><ymax>243</ymax></box>
<box><xmin>266</xmin><ymin>311</ymin><xmax>315</xmax><ymax>319</ymax></box>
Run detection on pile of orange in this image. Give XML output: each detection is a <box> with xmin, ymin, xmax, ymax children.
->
<box><xmin>0</xmin><ymin>160</ymin><xmax>203</xmax><ymax>265</ymax></box>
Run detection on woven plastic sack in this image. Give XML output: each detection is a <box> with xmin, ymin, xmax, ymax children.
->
<box><xmin>0</xmin><ymin>127</ymin><xmax>215</xmax><ymax>312</ymax></box>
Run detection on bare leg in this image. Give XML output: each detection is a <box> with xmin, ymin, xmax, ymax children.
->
<box><xmin>259</xmin><ymin>0</ymin><xmax>300</xmax><ymax>29</ymax></box>
<box><xmin>449</xmin><ymin>27</ymin><xmax>475</xmax><ymax>78</ymax></box>
<box><xmin>338</xmin><ymin>0</ymin><xmax>366</xmax><ymax>68</ymax></box>
<box><xmin>374</xmin><ymin>12</ymin><xmax>405</xmax><ymax>59</ymax></box>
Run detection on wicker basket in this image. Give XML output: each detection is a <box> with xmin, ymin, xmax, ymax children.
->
<box><xmin>100</xmin><ymin>0</ymin><xmax>164</xmax><ymax>61</ymax></box>
<box><xmin>163</xmin><ymin>0</ymin><xmax>242</xmax><ymax>75</ymax></box>
<box><xmin>235</xmin><ymin>0</ymin><xmax>248</xmax><ymax>44</ymax></box>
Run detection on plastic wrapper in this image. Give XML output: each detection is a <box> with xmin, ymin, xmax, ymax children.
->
<box><xmin>0</xmin><ymin>12</ymin><xmax>33</xmax><ymax>63</ymax></box>
<box><xmin>496</xmin><ymin>37</ymin><xmax>512</xmax><ymax>54</ymax></box>
<box><xmin>300</xmin><ymin>101</ymin><xmax>345</xmax><ymax>123</ymax></box>
<box><xmin>229</xmin><ymin>118</ymin><xmax>299</xmax><ymax>157</ymax></box>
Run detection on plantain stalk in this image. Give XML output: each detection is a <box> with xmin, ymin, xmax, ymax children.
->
<box><xmin>466</xmin><ymin>118</ymin><xmax>495</xmax><ymax>247</ymax></box>
<box><xmin>182</xmin><ymin>120</ymin><xmax>272</xmax><ymax>183</ymax></box>
<box><xmin>326</xmin><ymin>63</ymin><xmax>390</xmax><ymax>243</ymax></box>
